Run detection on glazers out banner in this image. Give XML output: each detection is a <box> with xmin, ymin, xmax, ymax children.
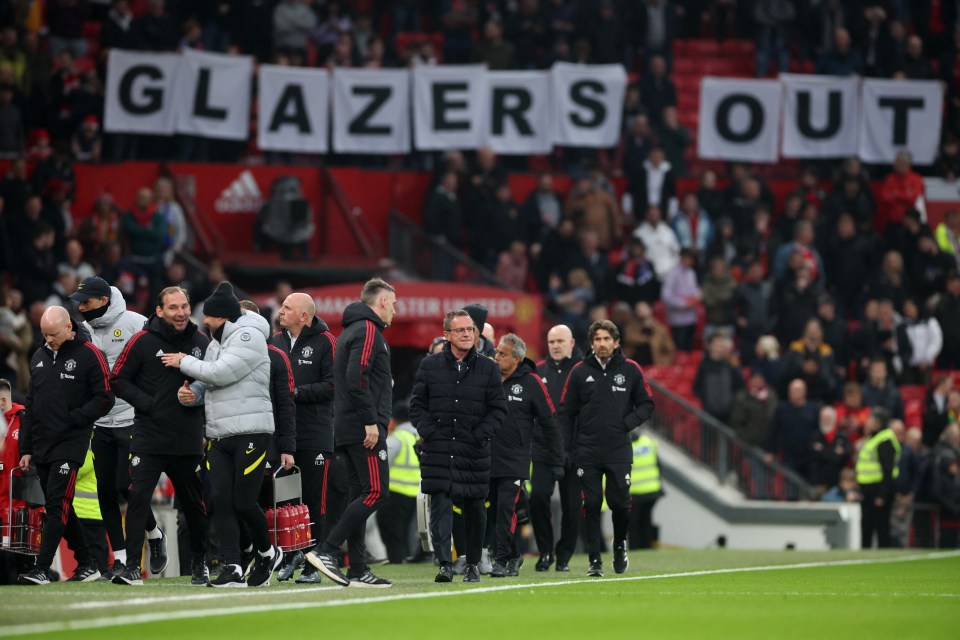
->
<box><xmin>698</xmin><ymin>75</ymin><xmax>943</xmax><ymax>164</ymax></box>
<box><xmin>104</xmin><ymin>49</ymin><xmax>627</xmax><ymax>155</ymax></box>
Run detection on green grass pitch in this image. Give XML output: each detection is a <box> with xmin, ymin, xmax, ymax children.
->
<box><xmin>1</xmin><ymin>549</ymin><xmax>957</xmax><ymax>639</ymax></box>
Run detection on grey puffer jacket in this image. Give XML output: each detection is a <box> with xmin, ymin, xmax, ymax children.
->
<box><xmin>84</xmin><ymin>286</ymin><xmax>146</xmax><ymax>428</ymax></box>
<box><xmin>180</xmin><ymin>310</ymin><xmax>274</xmax><ymax>439</ymax></box>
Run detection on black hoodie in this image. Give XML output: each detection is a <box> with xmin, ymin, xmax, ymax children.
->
<box><xmin>110</xmin><ymin>314</ymin><xmax>209</xmax><ymax>456</ymax></box>
<box><xmin>492</xmin><ymin>358</ymin><xmax>564</xmax><ymax>479</ymax></box>
<box><xmin>333</xmin><ymin>301</ymin><xmax>392</xmax><ymax>445</ymax></box>
<box><xmin>21</xmin><ymin>327</ymin><xmax>114</xmax><ymax>465</ymax></box>
<box><xmin>536</xmin><ymin>346</ymin><xmax>583</xmax><ymax>461</ymax></box>
<box><xmin>270</xmin><ymin>316</ymin><xmax>337</xmax><ymax>453</ymax></box>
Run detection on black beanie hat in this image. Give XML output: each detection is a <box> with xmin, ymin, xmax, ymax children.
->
<box><xmin>463</xmin><ymin>303</ymin><xmax>488</xmax><ymax>330</ymax></box>
<box><xmin>204</xmin><ymin>282</ymin><xmax>241</xmax><ymax>321</ymax></box>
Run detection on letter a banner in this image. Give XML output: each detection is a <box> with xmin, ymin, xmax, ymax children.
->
<box><xmin>858</xmin><ymin>78</ymin><xmax>943</xmax><ymax>165</ymax></box>
<box><xmin>698</xmin><ymin>77</ymin><xmax>781</xmax><ymax>162</ymax></box>
<box><xmin>104</xmin><ymin>49</ymin><xmax>180</xmax><ymax>135</ymax></box>
<box><xmin>781</xmin><ymin>74</ymin><xmax>858</xmax><ymax>158</ymax></box>
<box><xmin>258</xmin><ymin>64</ymin><xmax>330</xmax><ymax>153</ymax></box>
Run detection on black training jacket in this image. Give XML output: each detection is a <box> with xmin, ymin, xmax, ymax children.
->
<box><xmin>534</xmin><ymin>346</ymin><xmax>583</xmax><ymax>461</ymax></box>
<box><xmin>492</xmin><ymin>358</ymin><xmax>563</xmax><ymax>479</ymax></box>
<box><xmin>334</xmin><ymin>302</ymin><xmax>392</xmax><ymax>445</ymax></box>
<box><xmin>270</xmin><ymin>316</ymin><xmax>336</xmax><ymax>452</ymax></box>
<box><xmin>267</xmin><ymin>344</ymin><xmax>297</xmax><ymax>458</ymax></box>
<box><xmin>559</xmin><ymin>349</ymin><xmax>655</xmax><ymax>465</ymax></box>
<box><xmin>110</xmin><ymin>315</ymin><xmax>209</xmax><ymax>457</ymax></box>
<box><xmin>21</xmin><ymin>329</ymin><xmax>114</xmax><ymax>465</ymax></box>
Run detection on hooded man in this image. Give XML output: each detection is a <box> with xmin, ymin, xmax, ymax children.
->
<box><xmin>464</xmin><ymin>303</ymin><xmax>496</xmax><ymax>358</ymax></box>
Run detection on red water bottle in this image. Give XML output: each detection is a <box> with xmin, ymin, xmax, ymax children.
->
<box><xmin>30</xmin><ymin>509</ymin><xmax>42</xmax><ymax>551</ymax></box>
<box><xmin>265</xmin><ymin>508</ymin><xmax>276</xmax><ymax>546</ymax></box>
<box><xmin>300</xmin><ymin>505</ymin><xmax>310</xmax><ymax>542</ymax></box>
<box><xmin>278</xmin><ymin>506</ymin><xmax>292</xmax><ymax>549</ymax></box>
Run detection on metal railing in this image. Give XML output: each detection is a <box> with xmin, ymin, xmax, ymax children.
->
<box><xmin>646</xmin><ymin>378</ymin><xmax>818</xmax><ymax>501</ymax></box>
<box><xmin>321</xmin><ymin>166</ymin><xmax>384</xmax><ymax>258</ymax></box>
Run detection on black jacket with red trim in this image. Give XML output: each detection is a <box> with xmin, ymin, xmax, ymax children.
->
<box><xmin>20</xmin><ymin>328</ymin><xmax>114</xmax><ymax>465</ymax></box>
<box><xmin>269</xmin><ymin>316</ymin><xmax>336</xmax><ymax>453</ymax></box>
<box><xmin>334</xmin><ymin>302</ymin><xmax>392</xmax><ymax>445</ymax></box>
<box><xmin>267</xmin><ymin>345</ymin><xmax>297</xmax><ymax>458</ymax></box>
<box><xmin>534</xmin><ymin>346</ymin><xmax>583</xmax><ymax>462</ymax></box>
<box><xmin>109</xmin><ymin>314</ymin><xmax>209</xmax><ymax>456</ymax></box>
<box><xmin>559</xmin><ymin>348</ymin><xmax>655</xmax><ymax>465</ymax></box>
<box><xmin>492</xmin><ymin>359</ymin><xmax>563</xmax><ymax>479</ymax></box>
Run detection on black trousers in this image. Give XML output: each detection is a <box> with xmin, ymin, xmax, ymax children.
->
<box><xmin>208</xmin><ymin>434</ymin><xmax>271</xmax><ymax>566</ymax></box>
<box><xmin>92</xmin><ymin>425</ymin><xmax>157</xmax><ymax>553</ymax></box>
<box><xmin>579</xmin><ymin>462</ymin><xmax>631</xmax><ymax>556</ymax></box>
<box><xmin>323</xmin><ymin>450</ymin><xmax>349</xmax><ymax>539</ymax></box>
<box><xmin>80</xmin><ymin>519</ymin><xmax>109</xmax><ymax>573</ymax></box>
<box><xmin>628</xmin><ymin>495</ymin><xmax>658</xmax><ymax>550</ymax></box>
<box><xmin>35</xmin><ymin>460</ymin><xmax>92</xmax><ymax>571</ymax></box>
<box><xmin>861</xmin><ymin>485</ymin><xmax>895</xmax><ymax>549</ymax></box>
<box><xmin>319</xmin><ymin>441</ymin><xmax>388</xmax><ymax>575</ymax></box>
<box><xmin>298</xmin><ymin>449</ymin><xmax>331</xmax><ymax>548</ymax></box>
<box><xmin>126</xmin><ymin>451</ymin><xmax>208</xmax><ymax>570</ymax></box>
<box><xmin>529</xmin><ymin>461</ymin><xmax>582</xmax><ymax>561</ymax></box>
<box><xmin>377</xmin><ymin>491</ymin><xmax>417</xmax><ymax>564</ymax></box>
<box><xmin>485</xmin><ymin>477</ymin><xmax>522</xmax><ymax>563</ymax></box>
<box><xmin>430</xmin><ymin>491</ymin><xmax>486</xmax><ymax>565</ymax></box>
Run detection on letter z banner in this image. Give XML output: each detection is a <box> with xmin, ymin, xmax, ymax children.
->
<box><xmin>333</xmin><ymin>68</ymin><xmax>409</xmax><ymax>154</ymax></box>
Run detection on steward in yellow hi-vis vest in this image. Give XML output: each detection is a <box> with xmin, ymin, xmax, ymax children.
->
<box><xmin>628</xmin><ymin>431</ymin><xmax>663</xmax><ymax>550</ymax></box>
<box><xmin>856</xmin><ymin>408</ymin><xmax>900</xmax><ymax>549</ymax></box>
<box><xmin>377</xmin><ymin>403</ymin><xmax>422</xmax><ymax>565</ymax></box>
<box><xmin>75</xmin><ymin>447</ymin><xmax>109</xmax><ymax>574</ymax></box>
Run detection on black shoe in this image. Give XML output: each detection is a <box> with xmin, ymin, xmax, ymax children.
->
<box><xmin>587</xmin><ymin>555</ymin><xmax>603</xmax><ymax>577</ymax></box>
<box><xmin>17</xmin><ymin>567</ymin><xmax>50</xmax><ymax>585</ymax></box>
<box><xmin>535</xmin><ymin>553</ymin><xmax>553</xmax><ymax>572</ymax></box>
<box><xmin>111</xmin><ymin>565</ymin><xmax>143</xmax><ymax>586</ymax></box>
<box><xmin>506</xmin><ymin>556</ymin><xmax>523</xmax><ymax>577</ymax></box>
<box><xmin>148</xmin><ymin>529</ymin><xmax>168</xmax><ymax>575</ymax></box>
<box><xmin>613</xmin><ymin>544</ymin><xmax>629</xmax><ymax>574</ymax></box>
<box><xmin>435</xmin><ymin>563</ymin><xmax>454</xmax><ymax>583</ymax></box>
<box><xmin>555</xmin><ymin>558</ymin><xmax>570</xmax><ymax>572</ymax></box>
<box><xmin>208</xmin><ymin>564</ymin><xmax>246</xmax><ymax>588</ymax></box>
<box><xmin>490</xmin><ymin>561</ymin><xmax>508</xmax><ymax>578</ymax></box>
<box><xmin>240</xmin><ymin>548</ymin><xmax>256</xmax><ymax>579</ymax></box>
<box><xmin>104</xmin><ymin>560</ymin><xmax>124</xmax><ymax>581</ymax></box>
<box><xmin>296</xmin><ymin>565</ymin><xmax>322</xmax><ymax>584</ymax></box>
<box><xmin>347</xmin><ymin>569</ymin><xmax>393</xmax><ymax>588</ymax></box>
<box><xmin>248</xmin><ymin>546</ymin><xmax>283</xmax><ymax>588</ymax></box>
<box><xmin>463</xmin><ymin>564</ymin><xmax>480</xmax><ymax>583</ymax></box>
<box><xmin>278</xmin><ymin>551</ymin><xmax>304</xmax><ymax>582</ymax></box>
<box><xmin>191</xmin><ymin>558</ymin><xmax>209</xmax><ymax>586</ymax></box>
<box><xmin>305</xmin><ymin>550</ymin><xmax>350</xmax><ymax>587</ymax></box>
<box><xmin>67</xmin><ymin>564</ymin><xmax>102</xmax><ymax>583</ymax></box>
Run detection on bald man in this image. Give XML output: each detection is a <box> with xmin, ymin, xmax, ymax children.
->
<box><xmin>270</xmin><ymin>292</ymin><xmax>337</xmax><ymax>583</ymax></box>
<box><xmin>18</xmin><ymin>306</ymin><xmax>115</xmax><ymax>585</ymax></box>
<box><xmin>533</xmin><ymin>324</ymin><xmax>584</xmax><ymax>572</ymax></box>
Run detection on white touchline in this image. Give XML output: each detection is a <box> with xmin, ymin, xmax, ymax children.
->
<box><xmin>69</xmin><ymin>586</ymin><xmax>343</xmax><ymax>609</ymax></box>
<box><xmin>1</xmin><ymin>551</ymin><xmax>957</xmax><ymax>638</ymax></box>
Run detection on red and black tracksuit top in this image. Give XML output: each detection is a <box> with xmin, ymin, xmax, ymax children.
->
<box><xmin>334</xmin><ymin>302</ymin><xmax>392</xmax><ymax>445</ymax></box>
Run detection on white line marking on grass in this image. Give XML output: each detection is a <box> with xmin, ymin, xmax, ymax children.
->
<box><xmin>2</xmin><ymin>551</ymin><xmax>957</xmax><ymax>637</ymax></box>
<box><xmin>69</xmin><ymin>586</ymin><xmax>342</xmax><ymax>609</ymax></box>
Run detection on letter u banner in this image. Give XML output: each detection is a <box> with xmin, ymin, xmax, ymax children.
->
<box><xmin>781</xmin><ymin>74</ymin><xmax>858</xmax><ymax>158</ymax></box>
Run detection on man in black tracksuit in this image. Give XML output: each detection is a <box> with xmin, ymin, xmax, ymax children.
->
<box><xmin>487</xmin><ymin>334</ymin><xmax>564</xmax><ymax>578</ymax></box>
<box><xmin>559</xmin><ymin>319</ymin><xmax>654</xmax><ymax>578</ymax></box>
<box><xmin>533</xmin><ymin>324</ymin><xmax>583</xmax><ymax>572</ymax></box>
<box><xmin>269</xmin><ymin>292</ymin><xmax>336</xmax><ymax>583</ymax></box>
<box><xmin>17</xmin><ymin>306</ymin><xmax>114</xmax><ymax>585</ymax></box>
<box><xmin>306</xmin><ymin>279</ymin><xmax>395</xmax><ymax>588</ymax></box>
<box><xmin>108</xmin><ymin>287</ymin><xmax>211</xmax><ymax>586</ymax></box>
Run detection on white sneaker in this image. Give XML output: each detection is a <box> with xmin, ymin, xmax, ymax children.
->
<box><xmin>478</xmin><ymin>548</ymin><xmax>493</xmax><ymax>575</ymax></box>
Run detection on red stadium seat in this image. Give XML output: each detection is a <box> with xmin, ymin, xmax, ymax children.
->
<box><xmin>720</xmin><ymin>40</ymin><xmax>756</xmax><ymax>57</ymax></box>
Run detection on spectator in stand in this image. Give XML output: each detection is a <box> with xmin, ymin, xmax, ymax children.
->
<box><xmin>931</xmin><ymin>423</ymin><xmax>960</xmax><ymax>548</ymax></box>
<box><xmin>822</xmin><ymin>174</ymin><xmax>876</xmax><ymax>235</ymax></box>
<box><xmin>633</xmin><ymin>205</ymin><xmax>679</xmax><ymax>281</ymax></box>
<box><xmin>521</xmin><ymin>173</ymin><xmax>563</xmax><ymax>248</ymax></box>
<box><xmin>0</xmin><ymin>289</ymin><xmax>31</xmax><ymax>391</ymax></box>
<box><xmin>58</xmin><ymin>238</ymin><xmax>95</xmax><ymax>282</ymax></box>
<box><xmin>635</xmin><ymin>1</ymin><xmax>679</xmax><ymax>63</ymax></box>
<box><xmin>654</xmin><ymin>106</ymin><xmax>689</xmax><ymax>177</ymax></box>
<box><xmin>858</xmin><ymin>4</ymin><xmax>894</xmax><ymax>78</ymax></box>
<box><xmin>424</xmin><ymin>171</ymin><xmax>462</xmax><ymax>281</ymax></box>
<box><xmin>816</xmin><ymin>295</ymin><xmax>847</xmax><ymax>370</ymax></box>
<box><xmin>935</xmin><ymin>210</ymin><xmax>960</xmax><ymax>266</ymax></box>
<box><xmin>100</xmin><ymin>0</ymin><xmax>137</xmax><ymax>57</ymax></box>
<box><xmin>936</xmin><ymin>271</ymin><xmax>960</xmax><ymax>369</ymax></box>
<box><xmin>736</xmin><ymin>207</ymin><xmax>782</xmax><ymax>274</ymax></box>
<box><xmin>694</xmin><ymin>332</ymin><xmax>743</xmax><ymax>427</ymax></box>
<box><xmin>903</xmin><ymin>297</ymin><xmax>943</xmax><ymax>385</ymax></box>
<box><xmin>880</xmin><ymin>151</ymin><xmax>925</xmax><ymax>240</ymax></box>
<box><xmin>611</xmin><ymin>240</ymin><xmax>660</xmax><ymax>306</ymax></box>
<box><xmin>504</xmin><ymin>0</ymin><xmax>548</xmax><ymax>69</ymax></box>
<box><xmin>725</xmin><ymin>177</ymin><xmax>766</xmax><ymax>237</ymax></box>
<box><xmin>0</xmin><ymin>83</ymin><xmax>24</xmax><ymax>157</ymax></box>
<box><xmin>325</xmin><ymin>33</ymin><xmax>357</xmax><ymax>68</ymax></box>
<box><xmin>766</xmin><ymin>378</ymin><xmax>819</xmax><ymax>480</ymax></box>
<box><xmin>548</xmin><ymin>268</ymin><xmax>594</xmax><ymax>336</ymax></box>
<box><xmin>439</xmin><ymin>0</ymin><xmax>479</xmax><ymax>64</ymax></box>
<box><xmin>536</xmin><ymin>218</ymin><xmax>580</xmax><ymax>291</ymax></box>
<box><xmin>47</xmin><ymin>0</ymin><xmax>90</xmax><ymax>59</ymax></box>
<box><xmin>544</xmin><ymin>0</ymin><xmax>576</xmax><ymax>47</ymax></box>
<box><xmin>791</xmin><ymin>167</ymin><xmax>826</xmax><ymax>210</ymax></box>
<box><xmin>821</xmin><ymin>468</ymin><xmax>861</xmax><ymax>503</ymax></box>
<box><xmin>810</xmin><ymin>405</ymin><xmax>852</xmax><ymax>495</ymax></box>
<box><xmin>122</xmin><ymin>187</ymin><xmax>166</xmax><ymax>301</ymax></box>
<box><xmin>71</xmin><ymin>115</ymin><xmax>101</xmax><ymax>162</ymax></box>
<box><xmin>753</xmin><ymin>335</ymin><xmax>781</xmax><ymax>389</ymax></box>
<box><xmin>661</xmin><ymin>248</ymin><xmax>700</xmax><ymax>351</ymax></box>
<box><xmin>696</xmin><ymin>169</ymin><xmax>724</xmax><ymax>221</ymax></box>
<box><xmin>639</xmin><ymin>55</ymin><xmax>676</xmax><ymax>127</ymax></box>
<box><xmin>901</xmin><ymin>35</ymin><xmax>934</xmax><ymax>80</ymax></box>
<box><xmin>587</xmin><ymin>0</ymin><xmax>628</xmax><ymax>65</ymax></box>
<box><xmin>617</xmin><ymin>114</ymin><xmax>654</xmax><ymax>182</ymax></box>
<box><xmin>816</xmin><ymin>28</ymin><xmax>864</xmax><ymax>76</ymax></box>
<box><xmin>705</xmin><ymin>216</ymin><xmax>738</xmax><ymax>266</ymax></box>
<box><xmin>753</xmin><ymin>0</ymin><xmax>795</xmax><ymax>77</ymax></box>
<box><xmin>867</xmin><ymin>251</ymin><xmax>911</xmax><ymax>312</ymax></box>
<box><xmin>629</xmin><ymin>146</ymin><xmax>677</xmax><ymax>220</ymax></box>
<box><xmin>935</xmin><ymin>138</ymin><xmax>960</xmax><ymax>181</ymax></box>
<box><xmin>77</xmin><ymin>193</ymin><xmax>121</xmax><ymax>265</ymax></box>
<box><xmin>0</xmin><ymin>28</ymin><xmax>27</xmax><ymax>94</ymax></box>
<box><xmin>134</xmin><ymin>0</ymin><xmax>179</xmax><ymax>52</ymax></box>
<box><xmin>731</xmin><ymin>369</ymin><xmax>778</xmax><ymax>450</ymax></box>
<box><xmin>672</xmin><ymin>192</ymin><xmax>714</xmax><ymax>263</ymax></box>
<box><xmin>45</xmin><ymin>271</ymin><xmax>78</xmax><ymax>309</ymax></box>
<box><xmin>701</xmin><ymin>256</ymin><xmax>737</xmax><ymax>342</ymax></box>
<box><xmin>621</xmin><ymin>84</ymin><xmax>645</xmax><ymax>129</ymax></box>
<box><xmin>775</xmin><ymin>263</ymin><xmax>820</xmax><ymax>345</ymax></box>
<box><xmin>780</xmin><ymin>318</ymin><xmax>838</xmax><ymax>404</ymax></box>
<box><xmin>495</xmin><ymin>241</ymin><xmax>529</xmax><ymax>291</ymax></box>
<box><xmin>773</xmin><ymin>220</ymin><xmax>824</xmax><ymax>284</ymax></box>
<box><xmin>821</xmin><ymin>213</ymin><xmax>875</xmax><ymax>319</ymax></box>
<box><xmin>572</xmin><ymin>229</ymin><xmax>611</xmax><ymax>303</ymax></box>
<box><xmin>805</xmin><ymin>0</ymin><xmax>846</xmax><ymax>60</ymax></box>
<box><xmin>471</xmin><ymin>20</ymin><xmax>516</xmax><ymax>70</ymax></box>
<box><xmin>860</xmin><ymin>298</ymin><xmax>912</xmax><ymax>384</ymax></box>
<box><xmin>892</xmin><ymin>423</ymin><xmax>923</xmax><ymax>548</ymax></box>
<box><xmin>861</xmin><ymin>357</ymin><xmax>905</xmax><ymax>420</ymax></box>
<box><xmin>18</xmin><ymin>224</ymin><xmax>58</xmax><ymax>306</ymax></box>
<box><xmin>924</xmin><ymin>374</ymin><xmax>955</xmax><ymax>449</ymax></box>
<box><xmin>154</xmin><ymin>177</ymin><xmax>187</xmax><ymax>264</ymax></box>
<box><xmin>565</xmin><ymin>173</ymin><xmax>621</xmax><ymax>251</ymax></box>
<box><xmin>836</xmin><ymin>381</ymin><xmax>870</xmax><ymax>445</ymax></box>
<box><xmin>734</xmin><ymin>261</ymin><xmax>773</xmax><ymax>365</ymax></box>
<box><xmin>621</xmin><ymin>301</ymin><xmax>675</xmax><ymax>366</ymax></box>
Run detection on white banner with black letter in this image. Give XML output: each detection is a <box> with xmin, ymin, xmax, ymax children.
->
<box><xmin>258</xmin><ymin>65</ymin><xmax>329</xmax><ymax>153</ymax></box>
<box><xmin>413</xmin><ymin>65</ymin><xmax>486</xmax><ymax>151</ymax></box>
<box><xmin>698</xmin><ymin>77</ymin><xmax>782</xmax><ymax>162</ymax></box>
<box><xmin>781</xmin><ymin>74</ymin><xmax>859</xmax><ymax>158</ymax></box>
<box><xmin>551</xmin><ymin>63</ymin><xmax>626</xmax><ymax>148</ymax></box>
<box><xmin>332</xmin><ymin>68</ymin><xmax>409</xmax><ymax>154</ymax></box>
<box><xmin>484</xmin><ymin>71</ymin><xmax>552</xmax><ymax>154</ymax></box>
<box><xmin>858</xmin><ymin>78</ymin><xmax>943</xmax><ymax>165</ymax></box>
<box><xmin>104</xmin><ymin>49</ymin><xmax>180</xmax><ymax>135</ymax></box>
<box><xmin>174</xmin><ymin>49</ymin><xmax>253</xmax><ymax>141</ymax></box>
